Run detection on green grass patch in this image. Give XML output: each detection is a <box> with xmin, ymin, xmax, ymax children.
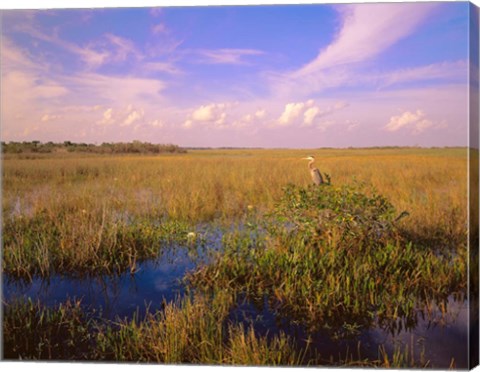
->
<box><xmin>188</xmin><ymin>183</ymin><xmax>466</xmax><ymax>333</ymax></box>
<box><xmin>3</xmin><ymin>209</ymin><xmax>193</xmax><ymax>279</ymax></box>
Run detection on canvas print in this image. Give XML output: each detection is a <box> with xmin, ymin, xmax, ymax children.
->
<box><xmin>1</xmin><ymin>1</ymin><xmax>479</xmax><ymax>369</ymax></box>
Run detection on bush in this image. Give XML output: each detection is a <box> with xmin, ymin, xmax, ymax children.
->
<box><xmin>188</xmin><ymin>182</ymin><xmax>466</xmax><ymax>334</ymax></box>
<box><xmin>266</xmin><ymin>183</ymin><xmax>404</xmax><ymax>252</ymax></box>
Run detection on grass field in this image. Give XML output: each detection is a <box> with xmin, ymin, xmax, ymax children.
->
<box><xmin>2</xmin><ymin>147</ymin><xmax>470</xmax><ymax>366</ymax></box>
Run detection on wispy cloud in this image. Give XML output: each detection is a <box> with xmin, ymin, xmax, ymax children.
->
<box><xmin>88</xmin><ymin>33</ymin><xmax>142</xmax><ymax>64</ymax></box>
<box><xmin>294</xmin><ymin>3</ymin><xmax>436</xmax><ymax>77</ymax></box>
<box><xmin>12</xmin><ymin>23</ymin><xmax>110</xmax><ymax>69</ymax></box>
<box><xmin>143</xmin><ymin>61</ymin><xmax>183</xmax><ymax>75</ymax></box>
<box><xmin>1</xmin><ymin>33</ymin><xmax>169</xmax><ymax>141</ymax></box>
<box><xmin>375</xmin><ymin>60</ymin><xmax>468</xmax><ymax>88</ymax></box>
<box><xmin>269</xmin><ymin>3</ymin><xmax>441</xmax><ymax>98</ymax></box>
<box><xmin>192</xmin><ymin>48</ymin><xmax>264</xmax><ymax>65</ymax></box>
<box><xmin>151</xmin><ymin>23</ymin><xmax>168</xmax><ymax>35</ymax></box>
<box><xmin>11</xmin><ymin>21</ymin><xmax>180</xmax><ymax>74</ymax></box>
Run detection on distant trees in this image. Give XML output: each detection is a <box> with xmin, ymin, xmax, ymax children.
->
<box><xmin>1</xmin><ymin>141</ymin><xmax>187</xmax><ymax>154</ymax></box>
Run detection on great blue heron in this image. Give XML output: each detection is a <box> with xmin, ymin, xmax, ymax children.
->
<box><xmin>302</xmin><ymin>156</ymin><xmax>324</xmax><ymax>185</ymax></box>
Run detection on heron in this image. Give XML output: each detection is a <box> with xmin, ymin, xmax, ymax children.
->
<box><xmin>302</xmin><ymin>156</ymin><xmax>324</xmax><ymax>185</ymax></box>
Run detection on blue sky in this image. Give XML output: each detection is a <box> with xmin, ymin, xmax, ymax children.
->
<box><xmin>1</xmin><ymin>1</ymin><xmax>474</xmax><ymax>147</ymax></box>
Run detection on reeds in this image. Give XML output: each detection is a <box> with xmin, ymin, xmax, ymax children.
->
<box><xmin>2</xmin><ymin>148</ymin><xmax>467</xmax><ymax>278</ymax></box>
<box><xmin>3</xmin><ymin>298</ymin><xmax>93</xmax><ymax>360</ymax></box>
<box><xmin>188</xmin><ymin>183</ymin><xmax>466</xmax><ymax>334</ymax></box>
<box><xmin>2</xmin><ymin>148</ymin><xmax>468</xmax><ymax>366</ymax></box>
<box><xmin>4</xmin><ymin>294</ymin><xmax>303</xmax><ymax>365</ymax></box>
<box><xmin>3</xmin><ymin>294</ymin><xmax>437</xmax><ymax>367</ymax></box>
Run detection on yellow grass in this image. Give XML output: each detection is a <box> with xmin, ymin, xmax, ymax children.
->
<box><xmin>2</xmin><ymin>147</ymin><xmax>468</xmax><ymax>237</ymax></box>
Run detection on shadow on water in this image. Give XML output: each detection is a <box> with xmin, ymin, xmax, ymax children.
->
<box><xmin>2</xmin><ymin>224</ymin><xmax>469</xmax><ymax>368</ymax></box>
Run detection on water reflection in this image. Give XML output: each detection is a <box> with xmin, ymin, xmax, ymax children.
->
<box><xmin>3</xmin><ymin>245</ymin><xmax>199</xmax><ymax>320</ymax></box>
<box><xmin>227</xmin><ymin>295</ymin><xmax>468</xmax><ymax>368</ymax></box>
<box><xmin>2</xmin><ymin>225</ymin><xmax>469</xmax><ymax>368</ymax></box>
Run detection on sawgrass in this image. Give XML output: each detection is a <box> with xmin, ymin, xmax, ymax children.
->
<box><xmin>3</xmin><ymin>294</ymin><xmax>303</xmax><ymax>366</ymax></box>
<box><xmin>2</xmin><ymin>148</ymin><xmax>467</xmax><ymax>278</ymax></box>
<box><xmin>3</xmin><ymin>294</ymin><xmax>433</xmax><ymax>367</ymax></box>
<box><xmin>187</xmin><ymin>183</ymin><xmax>466</xmax><ymax>335</ymax></box>
<box><xmin>2</xmin><ymin>147</ymin><xmax>469</xmax><ymax>367</ymax></box>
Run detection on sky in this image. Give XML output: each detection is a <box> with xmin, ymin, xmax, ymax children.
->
<box><xmin>0</xmin><ymin>1</ymin><xmax>475</xmax><ymax>148</ymax></box>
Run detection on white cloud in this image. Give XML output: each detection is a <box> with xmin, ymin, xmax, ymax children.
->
<box><xmin>303</xmin><ymin>107</ymin><xmax>320</xmax><ymax>126</ymax></box>
<box><xmin>123</xmin><ymin>109</ymin><xmax>144</xmax><ymax>126</ymax></box>
<box><xmin>384</xmin><ymin>110</ymin><xmax>434</xmax><ymax>134</ymax></box>
<box><xmin>191</xmin><ymin>104</ymin><xmax>223</xmax><ymax>122</ymax></box>
<box><xmin>185</xmin><ymin>103</ymin><xmax>231</xmax><ymax>128</ymax></box>
<box><xmin>277</xmin><ymin>100</ymin><xmax>348</xmax><ymax>127</ymax></box>
<box><xmin>98</xmin><ymin>108</ymin><xmax>114</xmax><ymax>125</ymax></box>
<box><xmin>215</xmin><ymin>112</ymin><xmax>227</xmax><ymax>126</ymax></box>
<box><xmin>278</xmin><ymin>101</ymin><xmax>313</xmax><ymax>126</ymax></box>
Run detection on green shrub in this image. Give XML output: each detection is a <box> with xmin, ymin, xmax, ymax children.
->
<box><xmin>188</xmin><ymin>183</ymin><xmax>466</xmax><ymax>334</ymax></box>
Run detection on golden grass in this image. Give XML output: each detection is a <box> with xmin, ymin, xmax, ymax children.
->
<box><xmin>2</xmin><ymin>147</ymin><xmax>469</xmax><ymax>366</ymax></box>
<box><xmin>3</xmin><ymin>148</ymin><xmax>468</xmax><ymax>278</ymax></box>
<box><xmin>3</xmin><ymin>147</ymin><xmax>467</xmax><ymax>233</ymax></box>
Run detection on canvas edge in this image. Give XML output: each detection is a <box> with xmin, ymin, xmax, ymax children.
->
<box><xmin>469</xmin><ymin>1</ymin><xmax>480</xmax><ymax>370</ymax></box>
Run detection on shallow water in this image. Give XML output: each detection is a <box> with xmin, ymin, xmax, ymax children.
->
<box><xmin>4</xmin><ymin>249</ymin><xmax>192</xmax><ymax>320</ymax></box>
<box><xmin>2</xmin><ymin>229</ymin><xmax>469</xmax><ymax>368</ymax></box>
<box><xmin>228</xmin><ymin>295</ymin><xmax>468</xmax><ymax>368</ymax></box>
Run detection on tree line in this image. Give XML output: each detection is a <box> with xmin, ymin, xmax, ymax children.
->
<box><xmin>1</xmin><ymin>141</ymin><xmax>187</xmax><ymax>154</ymax></box>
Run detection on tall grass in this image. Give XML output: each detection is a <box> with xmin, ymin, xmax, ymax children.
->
<box><xmin>2</xmin><ymin>148</ymin><xmax>469</xmax><ymax>366</ymax></box>
<box><xmin>2</xmin><ymin>148</ymin><xmax>467</xmax><ymax>278</ymax></box>
<box><xmin>3</xmin><ymin>298</ymin><xmax>94</xmax><ymax>360</ymax></box>
<box><xmin>188</xmin><ymin>183</ymin><xmax>466</xmax><ymax>334</ymax></box>
<box><xmin>3</xmin><ymin>294</ymin><xmax>303</xmax><ymax>366</ymax></box>
<box><xmin>2</xmin><ymin>295</ymin><xmax>439</xmax><ymax>367</ymax></box>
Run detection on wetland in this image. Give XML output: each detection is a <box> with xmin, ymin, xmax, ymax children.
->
<box><xmin>2</xmin><ymin>147</ymin><xmax>471</xmax><ymax>368</ymax></box>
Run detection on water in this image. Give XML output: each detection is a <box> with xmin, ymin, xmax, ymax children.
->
<box><xmin>227</xmin><ymin>295</ymin><xmax>469</xmax><ymax>368</ymax></box>
<box><xmin>3</xmin><ymin>246</ymin><xmax>195</xmax><ymax>320</ymax></box>
<box><xmin>2</xmin><ymin>229</ymin><xmax>469</xmax><ymax>368</ymax></box>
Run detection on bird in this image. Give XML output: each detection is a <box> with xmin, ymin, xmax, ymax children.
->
<box><xmin>302</xmin><ymin>156</ymin><xmax>324</xmax><ymax>185</ymax></box>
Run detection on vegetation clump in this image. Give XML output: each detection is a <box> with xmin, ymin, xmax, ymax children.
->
<box><xmin>3</xmin><ymin>298</ymin><xmax>94</xmax><ymax>360</ymax></box>
<box><xmin>3</xmin><ymin>294</ymin><xmax>303</xmax><ymax>366</ymax></box>
<box><xmin>267</xmin><ymin>183</ymin><xmax>403</xmax><ymax>251</ymax></box>
<box><xmin>3</xmin><ymin>211</ymin><xmax>192</xmax><ymax>279</ymax></box>
<box><xmin>188</xmin><ymin>183</ymin><xmax>466</xmax><ymax>333</ymax></box>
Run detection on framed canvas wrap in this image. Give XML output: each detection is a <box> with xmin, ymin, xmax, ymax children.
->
<box><xmin>1</xmin><ymin>0</ymin><xmax>479</xmax><ymax>369</ymax></box>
